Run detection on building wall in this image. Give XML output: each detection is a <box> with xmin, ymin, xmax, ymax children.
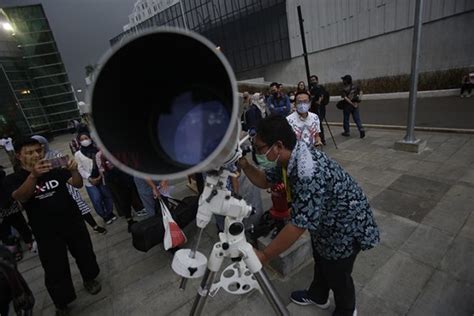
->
<box><xmin>238</xmin><ymin>0</ymin><xmax>474</xmax><ymax>84</ymax></box>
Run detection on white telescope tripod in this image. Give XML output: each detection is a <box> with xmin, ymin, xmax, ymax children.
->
<box><xmin>171</xmin><ymin>169</ymin><xmax>289</xmax><ymax>316</ymax></box>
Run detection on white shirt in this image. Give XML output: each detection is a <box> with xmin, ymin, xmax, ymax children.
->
<box><xmin>0</xmin><ymin>138</ymin><xmax>14</xmax><ymax>152</ymax></box>
<box><xmin>74</xmin><ymin>150</ymin><xmax>95</xmax><ymax>187</ymax></box>
<box><xmin>286</xmin><ymin>112</ymin><xmax>320</xmax><ymax>147</ymax></box>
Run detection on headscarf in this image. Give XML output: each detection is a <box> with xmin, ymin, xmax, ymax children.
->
<box><xmin>31</xmin><ymin>135</ymin><xmax>61</xmax><ymax>160</ymax></box>
<box><xmin>77</xmin><ymin>131</ymin><xmax>98</xmax><ymax>159</ymax></box>
<box><xmin>251</xmin><ymin>93</ymin><xmax>267</xmax><ymax>117</ymax></box>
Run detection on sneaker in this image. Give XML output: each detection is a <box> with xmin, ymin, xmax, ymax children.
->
<box><xmin>84</xmin><ymin>279</ymin><xmax>102</xmax><ymax>295</ymax></box>
<box><xmin>360</xmin><ymin>130</ymin><xmax>365</xmax><ymax>139</ymax></box>
<box><xmin>127</xmin><ymin>219</ymin><xmax>137</xmax><ymax>233</ymax></box>
<box><xmin>342</xmin><ymin>132</ymin><xmax>350</xmax><ymax>137</ymax></box>
<box><xmin>55</xmin><ymin>306</ymin><xmax>69</xmax><ymax>316</ymax></box>
<box><xmin>105</xmin><ymin>215</ymin><xmax>117</xmax><ymax>225</ymax></box>
<box><xmin>135</xmin><ymin>208</ymin><xmax>148</xmax><ymax>217</ymax></box>
<box><xmin>93</xmin><ymin>226</ymin><xmax>107</xmax><ymax>235</ymax></box>
<box><xmin>290</xmin><ymin>290</ymin><xmax>330</xmax><ymax>309</ymax></box>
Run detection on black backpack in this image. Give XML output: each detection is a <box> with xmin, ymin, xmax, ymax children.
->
<box><xmin>319</xmin><ymin>86</ymin><xmax>330</xmax><ymax>106</ymax></box>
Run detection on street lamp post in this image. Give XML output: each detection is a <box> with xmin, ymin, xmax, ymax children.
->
<box><xmin>395</xmin><ymin>0</ymin><xmax>426</xmax><ymax>153</ymax></box>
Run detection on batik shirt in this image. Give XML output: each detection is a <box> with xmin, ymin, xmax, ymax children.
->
<box><xmin>265</xmin><ymin>141</ymin><xmax>379</xmax><ymax>260</ymax></box>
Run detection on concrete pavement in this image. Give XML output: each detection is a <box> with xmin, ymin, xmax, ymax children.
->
<box><xmin>2</xmin><ymin>128</ymin><xmax>474</xmax><ymax>315</ymax></box>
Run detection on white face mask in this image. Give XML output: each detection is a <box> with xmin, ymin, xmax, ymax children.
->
<box><xmin>80</xmin><ymin>139</ymin><xmax>92</xmax><ymax>147</ymax></box>
<box><xmin>296</xmin><ymin>102</ymin><xmax>310</xmax><ymax>114</ymax></box>
<box><xmin>289</xmin><ymin>96</ymin><xmax>295</xmax><ymax>101</ymax></box>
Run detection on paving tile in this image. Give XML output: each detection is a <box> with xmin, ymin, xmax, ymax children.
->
<box><xmin>421</xmin><ymin>199</ymin><xmax>471</xmax><ymax>236</ymax></box>
<box><xmin>439</xmin><ymin>235</ymin><xmax>474</xmax><ymax>283</ymax></box>
<box><xmin>387</xmin><ymin>174</ymin><xmax>451</xmax><ymax>201</ymax></box>
<box><xmin>400</xmin><ymin>225</ymin><xmax>454</xmax><ymax>267</ymax></box>
<box><xmin>408</xmin><ymin>270</ymin><xmax>474</xmax><ymax>316</ymax></box>
<box><xmin>352</xmin><ymin>244</ymin><xmax>395</xmax><ymax>286</ymax></box>
<box><xmin>364</xmin><ymin>252</ymin><xmax>434</xmax><ymax>315</ymax></box>
<box><xmin>372</xmin><ymin>210</ymin><xmax>418</xmax><ymax>249</ymax></box>
<box><xmin>371</xmin><ymin>189</ymin><xmax>437</xmax><ymax>223</ymax></box>
<box><xmin>356</xmin><ymin>290</ymin><xmax>400</xmax><ymax>316</ymax></box>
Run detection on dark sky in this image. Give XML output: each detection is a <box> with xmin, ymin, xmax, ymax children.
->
<box><xmin>0</xmin><ymin>0</ymin><xmax>137</xmax><ymax>98</ymax></box>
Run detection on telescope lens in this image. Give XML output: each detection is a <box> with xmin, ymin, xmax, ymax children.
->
<box><xmin>156</xmin><ymin>90</ymin><xmax>230</xmax><ymax>166</ymax></box>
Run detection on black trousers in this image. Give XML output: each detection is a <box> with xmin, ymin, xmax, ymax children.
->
<box><xmin>0</xmin><ymin>211</ymin><xmax>33</xmax><ymax>244</ymax></box>
<box><xmin>34</xmin><ymin>218</ymin><xmax>99</xmax><ymax>308</ymax></box>
<box><xmin>106</xmin><ymin>177</ymin><xmax>143</xmax><ymax>218</ymax></box>
<box><xmin>308</xmin><ymin>247</ymin><xmax>359</xmax><ymax>316</ymax></box>
<box><xmin>461</xmin><ymin>83</ymin><xmax>473</xmax><ymax>94</ymax></box>
<box><xmin>317</xmin><ymin>105</ymin><xmax>326</xmax><ymax>143</ymax></box>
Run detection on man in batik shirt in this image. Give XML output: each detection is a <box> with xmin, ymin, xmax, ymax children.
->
<box><xmin>239</xmin><ymin>115</ymin><xmax>379</xmax><ymax>316</ymax></box>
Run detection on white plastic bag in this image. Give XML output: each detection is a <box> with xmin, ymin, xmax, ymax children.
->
<box><xmin>160</xmin><ymin>198</ymin><xmax>186</xmax><ymax>250</ymax></box>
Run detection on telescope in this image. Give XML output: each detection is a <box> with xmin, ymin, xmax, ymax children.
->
<box><xmin>90</xmin><ymin>28</ymin><xmax>240</xmax><ymax>180</ymax></box>
<box><xmin>89</xmin><ymin>28</ymin><xmax>289</xmax><ymax>316</ymax></box>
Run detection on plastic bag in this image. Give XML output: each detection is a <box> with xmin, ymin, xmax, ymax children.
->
<box><xmin>160</xmin><ymin>198</ymin><xmax>187</xmax><ymax>250</ymax></box>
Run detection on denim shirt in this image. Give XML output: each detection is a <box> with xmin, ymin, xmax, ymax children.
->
<box><xmin>265</xmin><ymin>142</ymin><xmax>380</xmax><ymax>260</ymax></box>
<box><xmin>267</xmin><ymin>93</ymin><xmax>291</xmax><ymax>116</ymax></box>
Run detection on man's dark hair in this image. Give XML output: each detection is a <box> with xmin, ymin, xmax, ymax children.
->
<box><xmin>295</xmin><ymin>91</ymin><xmax>311</xmax><ymax>100</ymax></box>
<box><xmin>270</xmin><ymin>82</ymin><xmax>279</xmax><ymax>88</ymax></box>
<box><xmin>256</xmin><ymin>115</ymin><xmax>297</xmax><ymax>150</ymax></box>
<box><xmin>13</xmin><ymin>138</ymin><xmax>40</xmax><ymax>153</ymax></box>
<box><xmin>310</xmin><ymin>75</ymin><xmax>318</xmax><ymax>81</ymax></box>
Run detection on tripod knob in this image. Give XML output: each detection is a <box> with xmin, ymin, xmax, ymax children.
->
<box><xmin>229</xmin><ymin>222</ymin><xmax>244</xmax><ymax>236</ymax></box>
<box><xmin>222</xmin><ymin>242</ymin><xmax>229</xmax><ymax>250</ymax></box>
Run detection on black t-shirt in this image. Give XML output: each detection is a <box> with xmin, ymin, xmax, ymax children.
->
<box><xmin>4</xmin><ymin>168</ymin><xmax>81</xmax><ymax>233</ymax></box>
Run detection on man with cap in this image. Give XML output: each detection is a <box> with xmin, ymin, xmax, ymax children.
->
<box><xmin>267</xmin><ymin>82</ymin><xmax>291</xmax><ymax>117</ymax></box>
<box><xmin>340</xmin><ymin>75</ymin><xmax>365</xmax><ymax>138</ymax></box>
<box><xmin>3</xmin><ymin>138</ymin><xmax>101</xmax><ymax>316</ymax></box>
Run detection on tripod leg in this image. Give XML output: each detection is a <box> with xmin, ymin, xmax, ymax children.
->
<box><xmin>324</xmin><ymin>117</ymin><xmax>338</xmax><ymax>149</ymax></box>
<box><xmin>253</xmin><ymin>270</ymin><xmax>290</xmax><ymax>316</ymax></box>
<box><xmin>190</xmin><ymin>244</ymin><xmax>224</xmax><ymax>316</ymax></box>
<box><xmin>242</xmin><ymin>244</ymin><xmax>290</xmax><ymax>316</ymax></box>
<box><xmin>190</xmin><ymin>269</ymin><xmax>218</xmax><ymax>316</ymax></box>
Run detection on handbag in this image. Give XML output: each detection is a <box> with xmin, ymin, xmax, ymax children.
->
<box><xmin>130</xmin><ymin>196</ymin><xmax>198</xmax><ymax>252</ymax></box>
<box><xmin>160</xmin><ymin>198</ymin><xmax>187</xmax><ymax>250</ymax></box>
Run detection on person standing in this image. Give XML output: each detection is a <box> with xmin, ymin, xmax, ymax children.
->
<box><xmin>309</xmin><ymin>75</ymin><xmax>330</xmax><ymax>145</ymax></box>
<box><xmin>243</xmin><ymin>93</ymin><xmax>267</xmax><ymax>134</ymax></box>
<box><xmin>267</xmin><ymin>82</ymin><xmax>291</xmax><ymax>117</ymax></box>
<box><xmin>339</xmin><ymin>75</ymin><xmax>365</xmax><ymax>138</ymax></box>
<box><xmin>74</xmin><ymin>132</ymin><xmax>116</xmax><ymax>225</ymax></box>
<box><xmin>31</xmin><ymin>135</ymin><xmax>106</xmax><ymax>235</ymax></box>
<box><xmin>4</xmin><ymin>138</ymin><xmax>101</xmax><ymax>316</ymax></box>
<box><xmin>286</xmin><ymin>91</ymin><xmax>322</xmax><ymax>148</ymax></box>
<box><xmin>238</xmin><ymin>116</ymin><xmax>379</xmax><ymax>316</ymax></box>
<box><xmin>96</xmin><ymin>151</ymin><xmax>139</xmax><ymax>232</ymax></box>
<box><xmin>0</xmin><ymin>135</ymin><xmax>16</xmax><ymax>168</ymax></box>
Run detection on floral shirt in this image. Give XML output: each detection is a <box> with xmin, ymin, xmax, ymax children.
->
<box><xmin>265</xmin><ymin>141</ymin><xmax>379</xmax><ymax>260</ymax></box>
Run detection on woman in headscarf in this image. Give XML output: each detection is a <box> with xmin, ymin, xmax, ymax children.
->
<box><xmin>31</xmin><ymin>135</ymin><xmax>107</xmax><ymax>234</ymax></box>
<box><xmin>74</xmin><ymin>132</ymin><xmax>116</xmax><ymax>225</ymax></box>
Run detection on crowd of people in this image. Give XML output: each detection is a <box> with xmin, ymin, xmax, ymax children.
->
<box><xmin>241</xmin><ymin>73</ymin><xmax>365</xmax><ymax>146</ymax></box>
<box><xmin>0</xmin><ymin>74</ymin><xmax>376</xmax><ymax>316</ymax></box>
<box><xmin>0</xmin><ymin>122</ymin><xmax>168</xmax><ymax>316</ymax></box>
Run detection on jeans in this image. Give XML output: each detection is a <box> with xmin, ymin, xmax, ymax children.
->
<box><xmin>85</xmin><ymin>184</ymin><xmax>114</xmax><ymax>221</ymax></box>
<box><xmin>134</xmin><ymin>177</ymin><xmax>156</xmax><ymax>217</ymax></box>
<box><xmin>343</xmin><ymin>106</ymin><xmax>364</xmax><ymax>134</ymax></box>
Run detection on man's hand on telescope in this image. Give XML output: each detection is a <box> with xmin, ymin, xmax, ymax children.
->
<box><xmin>237</xmin><ymin>156</ymin><xmax>250</xmax><ymax>169</ymax></box>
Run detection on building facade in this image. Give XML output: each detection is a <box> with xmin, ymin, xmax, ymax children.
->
<box><xmin>0</xmin><ymin>4</ymin><xmax>79</xmax><ymax>137</ymax></box>
<box><xmin>113</xmin><ymin>0</ymin><xmax>473</xmax><ymax>86</ymax></box>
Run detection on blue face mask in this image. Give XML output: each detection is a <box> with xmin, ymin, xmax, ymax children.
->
<box><xmin>255</xmin><ymin>145</ymin><xmax>279</xmax><ymax>169</ymax></box>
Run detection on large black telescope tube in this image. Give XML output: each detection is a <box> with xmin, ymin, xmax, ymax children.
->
<box><xmin>89</xmin><ymin>29</ymin><xmax>239</xmax><ymax>180</ymax></box>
